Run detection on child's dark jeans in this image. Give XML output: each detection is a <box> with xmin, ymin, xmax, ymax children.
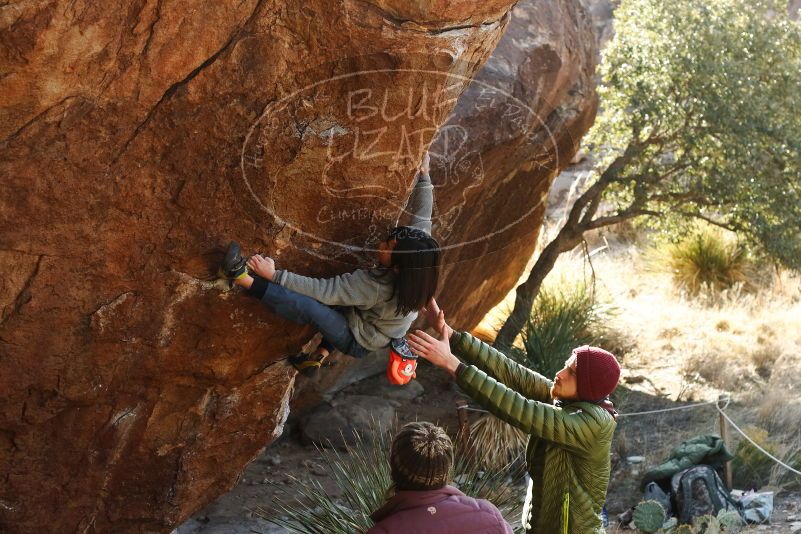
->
<box><xmin>247</xmin><ymin>276</ymin><xmax>370</xmax><ymax>358</ymax></box>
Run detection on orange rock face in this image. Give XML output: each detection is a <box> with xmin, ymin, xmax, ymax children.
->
<box><xmin>432</xmin><ymin>0</ymin><xmax>598</xmax><ymax>328</ymax></box>
<box><xmin>0</xmin><ymin>0</ymin><xmax>594</xmax><ymax>532</ymax></box>
<box><xmin>294</xmin><ymin>0</ymin><xmax>598</xmax><ymax>406</ymax></box>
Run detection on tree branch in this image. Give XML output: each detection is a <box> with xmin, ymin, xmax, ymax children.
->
<box><xmin>672</xmin><ymin>211</ymin><xmax>741</xmax><ymax>232</ymax></box>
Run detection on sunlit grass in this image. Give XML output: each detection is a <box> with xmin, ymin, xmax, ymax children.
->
<box><xmin>653</xmin><ymin>228</ymin><xmax>755</xmax><ymax>296</ymax></box>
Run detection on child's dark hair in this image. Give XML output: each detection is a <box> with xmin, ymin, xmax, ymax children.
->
<box><xmin>387</xmin><ymin>226</ymin><xmax>441</xmax><ymax>316</ymax></box>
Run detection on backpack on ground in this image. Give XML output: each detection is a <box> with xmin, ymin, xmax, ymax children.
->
<box><xmin>670</xmin><ymin>465</ymin><xmax>741</xmax><ymax>524</ymax></box>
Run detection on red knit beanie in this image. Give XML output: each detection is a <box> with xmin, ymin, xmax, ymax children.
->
<box><xmin>574</xmin><ymin>345</ymin><xmax>621</xmax><ymax>402</ymax></box>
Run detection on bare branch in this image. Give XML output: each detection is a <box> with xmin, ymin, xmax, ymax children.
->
<box><xmin>672</xmin><ymin>211</ymin><xmax>741</xmax><ymax>232</ymax></box>
<box><xmin>585</xmin><ymin>209</ymin><xmax>659</xmax><ymax>230</ymax></box>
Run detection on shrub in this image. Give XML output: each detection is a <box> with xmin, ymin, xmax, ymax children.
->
<box><xmin>469</xmin><ymin>414</ymin><xmax>527</xmax><ymax>470</ymax></box>
<box><xmin>731</xmin><ymin>426</ymin><xmax>778</xmax><ymax>490</ymax></box>
<box><xmin>664</xmin><ymin>229</ymin><xmax>753</xmax><ymax>295</ymax></box>
<box><xmin>519</xmin><ymin>281</ymin><xmax>614</xmax><ymax>379</ymax></box>
<box><xmin>770</xmin><ymin>441</ymin><xmax>801</xmax><ymax>491</ymax></box>
<box><xmin>260</xmin><ymin>424</ymin><xmax>524</xmax><ymax>533</ymax></box>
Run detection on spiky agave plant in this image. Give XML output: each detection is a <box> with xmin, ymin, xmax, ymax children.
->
<box><xmin>262</xmin><ymin>427</ymin><xmax>390</xmax><ymax>534</ymax></box>
<box><xmin>469</xmin><ymin>414</ymin><xmax>527</xmax><ymax>470</ymax></box>
<box><xmin>259</xmin><ymin>423</ymin><xmax>524</xmax><ymax>533</ymax></box>
<box><xmin>520</xmin><ymin>281</ymin><xmax>611</xmax><ymax>379</ymax></box>
<box><xmin>664</xmin><ymin>228</ymin><xmax>753</xmax><ymax>295</ymax></box>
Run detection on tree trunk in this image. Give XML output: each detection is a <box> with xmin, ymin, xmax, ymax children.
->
<box><xmin>493</xmin><ymin>228</ymin><xmax>582</xmax><ymax>352</ymax></box>
<box><xmin>491</xmin><ymin>143</ymin><xmax>642</xmax><ymax>353</ymax></box>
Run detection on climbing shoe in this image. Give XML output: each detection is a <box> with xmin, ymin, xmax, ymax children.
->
<box><xmin>218</xmin><ymin>240</ymin><xmax>248</xmax><ymax>280</ymax></box>
<box><xmin>289</xmin><ymin>352</ymin><xmax>327</xmax><ymax>377</ymax></box>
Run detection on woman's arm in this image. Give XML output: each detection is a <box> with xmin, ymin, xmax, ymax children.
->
<box><xmin>410</xmin><ymin>299</ymin><xmax>552</xmax><ymax>402</ymax></box>
<box><xmin>450</xmin><ymin>331</ymin><xmax>553</xmax><ymax>403</ymax></box>
<box><xmin>456</xmin><ymin>365</ymin><xmax>607</xmax><ymax>454</ymax></box>
<box><xmin>248</xmin><ymin>254</ymin><xmax>383</xmax><ymax>308</ymax></box>
<box><xmin>262</xmin><ymin>269</ymin><xmax>381</xmax><ymax>306</ymax></box>
<box><xmin>273</xmin><ymin>268</ymin><xmax>383</xmax><ymax>307</ymax></box>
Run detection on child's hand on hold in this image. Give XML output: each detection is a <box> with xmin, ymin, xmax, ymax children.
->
<box><xmin>420</xmin><ymin>297</ymin><xmax>453</xmax><ymax>339</ymax></box>
<box><xmin>247</xmin><ymin>254</ymin><xmax>276</xmax><ymax>281</ymax></box>
<box><xmin>419</xmin><ymin>151</ymin><xmax>430</xmax><ymax>175</ymax></box>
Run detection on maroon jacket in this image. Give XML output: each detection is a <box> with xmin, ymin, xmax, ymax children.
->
<box><xmin>367</xmin><ymin>485</ymin><xmax>513</xmax><ymax>534</ymax></box>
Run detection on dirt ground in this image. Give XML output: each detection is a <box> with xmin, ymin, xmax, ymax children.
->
<box><xmin>177</xmin><ymin>362</ymin><xmax>465</xmax><ymax>533</ymax></box>
<box><xmin>177</xmin><ymin>361</ymin><xmax>801</xmax><ymax>534</ymax></box>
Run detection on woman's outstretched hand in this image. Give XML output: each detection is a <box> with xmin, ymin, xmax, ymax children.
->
<box><xmin>408</xmin><ymin>317</ymin><xmax>460</xmax><ymax>377</ymax></box>
<box><xmin>247</xmin><ymin>254</ymin><xmax>276</xmax><ymax>281</ymax></box>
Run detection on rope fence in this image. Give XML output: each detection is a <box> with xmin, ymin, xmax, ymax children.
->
<box><xmin>455</xmin><ymin>395</ymin><xmax>801</xmax><ymax>479</ymax></box>
<box><xmin>617</xmin><ymin>398</ymin><xmax>722</xmax><ymax>417</ymax></box>
<box><xmin>716</xmin><ymin>404</ymin><xmax>801</xmax><ymax>477</ymax></box>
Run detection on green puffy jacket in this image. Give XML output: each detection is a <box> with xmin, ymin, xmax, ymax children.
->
<box><xmin>451</xmin><ymin>331</ymin><xmax>616</xmax><ymax>534</ymax></box>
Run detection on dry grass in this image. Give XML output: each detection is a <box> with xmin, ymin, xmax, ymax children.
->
<box><xmin>480</xmin><ymin>242</ymin><xmax>801</xmax><ymax>402</ymax></box>
<box><xmin>469</xmin><ymin>415</ymin><xmax>527</xmax><ymax>470</ymax></box>
<box><xmin>654</xmin><ymin>228</ymin><xmax>755</xmax><ymax>295</ymax></box>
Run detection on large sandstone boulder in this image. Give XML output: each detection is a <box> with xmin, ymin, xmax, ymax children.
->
<box><xmin>0</xmin><ymin>1</ymin><xmax>520</xmax><ymax>532</ymax></box>
<box><xmin>294</xmin><ymin>0</ymin><xmax>598</xmax><ymax>405</ymax></box>
<box><xmin>1</xmin><ymin>0</ymin><xmax>599</xmax><ymax>531</ymax></box>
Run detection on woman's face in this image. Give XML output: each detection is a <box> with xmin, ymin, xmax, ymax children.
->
<box><xmin>378</xmin><ymin>238</ymin><xmax>397</xmax><ymax>267</ymax></box>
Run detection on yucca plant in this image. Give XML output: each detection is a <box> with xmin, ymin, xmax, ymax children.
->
<box><xmin>665</xmin><ymin>229</ymin><xmax>753</xmax><ymax>295</ymax></box>
<box><xmin>469</xmin><ymin>414</ymin><xmax>527</xmax><ymax>470</ymax></box>
<box><xmin>259</xmin><ymin>423</ymin><xmax>524</xmax><ymax>533</ymax></box>
<box><xmin>520</xmin><ymin>281</ymin><xmax>611</xmax><ymax>379</ymax></box>
<box><xmin>263</xmin><ymin>428</ymin><xmax>389</xmax><ymax>533</ymax></box>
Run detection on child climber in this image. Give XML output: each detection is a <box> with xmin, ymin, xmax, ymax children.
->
<box><xmin>219</xmin><ymin>152</ymin><xmax>440</xmax><ymax>379</ymax></box>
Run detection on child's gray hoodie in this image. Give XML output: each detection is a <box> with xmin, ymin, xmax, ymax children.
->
<box><xmin>272</xmin><ymin>173</ymin><xmax>433</xmax><ymax>352</ymax></box>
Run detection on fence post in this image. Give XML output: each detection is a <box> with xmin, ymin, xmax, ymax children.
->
<box><xmin>456</xmin><ymin>399</ymin><xmax>470</xmax><ymax>449</ymax></box>
<box><xmin>718</xmin><ymin>395</ymin><xmax>733</xmax><ymax>489</ymax></box>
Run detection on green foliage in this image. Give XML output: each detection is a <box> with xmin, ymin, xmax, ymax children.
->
<box><xmin>773</xmin><ymin>446</ymin><xmax>801</xmax><ymax>490</ymax></box>
<box><xmin>731</xmin><ymin>426</ymin><xmax>778</xmax><ymax>489</ymax></box>
<box><xmin>664</xmin><ymin>227</ymin><xmax>752</xmax><ymax>294</ymax></box>
<box><xmin>261</xmin><ymin>424</ymin><xmax>524</xmax><ymax>533</ymax></box>
<box><xmin>519</xmin><ymin>281</ymin><xmax>612</xmax><ymax>379</ymax></box>
<box><xmin>633</xmin><ymin>500</ymin><xmax>745</xmax><ymax>533</ymax></box>
<box><xmin>633</xmin><ymin>499</ymin><xmax>667</xmax><ymax>532</ymax></box>
<box><xmin>654</xmin><ymin>509</ymin><xmax>744</xmax><ymax>533</ymax></box>
<box><xmin>730</xmin><ymin>426</ymin><xmax>801</xmax><ymax>491</ymax></box>
<box><xmin>588</xmin><ymin>0</ymin><xmax>801</xmax><ymax>269</ymax></box>
<box><xmin>263</xmin><ymin>429</ymin><xmax>389</xmax><ymax>533</ymax></box>
<box><xmin>716</xmin><ymin>509</ymin><xmax>745</xmax><ymax>533</ymax></box>
<box><xmin>692</xmin><ymin>514</ymin><xmax>720</xmax><ymax>534</ymax></box>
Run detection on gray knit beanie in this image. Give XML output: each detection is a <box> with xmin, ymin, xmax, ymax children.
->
<box><xmin>390</xmin><ymin>422</ymin><xmax>453</xmax><ymax>490</ymax></box>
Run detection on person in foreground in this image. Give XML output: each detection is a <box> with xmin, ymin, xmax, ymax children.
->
<box><xmin>368</xmin><ymin>421</ymin><xmax>513</xmax><ymax>534</ymax></box>
<box><xmin>407</xmin><ymin>299</ymin><xmax>621</xmax><ymax>534</ymax></box>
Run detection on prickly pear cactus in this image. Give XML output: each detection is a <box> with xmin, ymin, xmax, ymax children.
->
<box><xmin>673</xmin><ymin>524</ymin><xmax>695</xmax><ymax>534</ymax></box>
<box><xmin>633</xmin><ymin>500</ymin><xmax>667</xmax><ymax>533</ymax></box>
<box><xmin>717</xmin><ymin>510</ymin><xmax>745</xmax><ymax>533</ymax></box>
<box><xmin>693</xmin><ymin>514</ymin><xmax>720</xmax><ymax>534</ymax></box>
